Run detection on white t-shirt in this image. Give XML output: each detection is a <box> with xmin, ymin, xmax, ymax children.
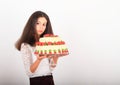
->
<box><xmin>20</xmin><ymin>43</ymin><xmax>55</xmax><ymax>78</ymax></box>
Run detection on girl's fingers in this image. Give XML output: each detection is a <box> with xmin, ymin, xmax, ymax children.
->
<box><xmin>36</xmin><ymin>55</ymin><xmax>47</xmax><ymax>60</ymax></box>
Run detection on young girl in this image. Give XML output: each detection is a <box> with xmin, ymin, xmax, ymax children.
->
<box><xmin>15</xmin><ymin>11</ymin><xmax>59</xmax><ymax>85</ymax></box>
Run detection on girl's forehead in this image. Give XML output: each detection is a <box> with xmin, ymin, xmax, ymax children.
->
<box><xmin>37</xmin><ymin>17</ymin><xmax>47</xmax><ymax>22</ymax></box>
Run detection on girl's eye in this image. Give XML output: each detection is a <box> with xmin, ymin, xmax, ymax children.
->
<box><xmin>43</xmin><ymin>24</ymin><xmax>46</xmax><ymax>26</ymax></box>
<box><xmin>36</xmin><ymin>22</ymin><xmax>39</xmax><ymax>24</ymax></box>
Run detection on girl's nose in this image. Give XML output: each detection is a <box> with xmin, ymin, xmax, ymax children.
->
<box><xmin>39</xmin><ymin>25</ymin><xmax>42</xmax><ymax>29</ymax></box>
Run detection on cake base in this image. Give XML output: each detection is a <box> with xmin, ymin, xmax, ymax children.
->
<box><xmin>36</xmin><ymin>53</ymin><xmax>69</xmax><ymax>57</ymax></box>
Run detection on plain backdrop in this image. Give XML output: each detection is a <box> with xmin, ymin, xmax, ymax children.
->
<box><xmin>0</xmin><ymin>0</ymin><xmax>120</xmax><ymax>85</ymax></box>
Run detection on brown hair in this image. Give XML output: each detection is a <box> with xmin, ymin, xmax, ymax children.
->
<box><xmin>15</xmin><ymin>11</ymin><xmax>54</xmax><ymax>51</ymax></box>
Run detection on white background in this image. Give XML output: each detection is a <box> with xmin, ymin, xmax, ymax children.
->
<box><xmin>0</xmin><ymin>0</ymin><xmax>120</xmax><ymax>85</ymax></box>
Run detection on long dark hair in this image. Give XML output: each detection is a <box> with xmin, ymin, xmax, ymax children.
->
<box><xmin>15</xmin><ymin>11</ymin><xmax>54</xmax><ymax>51</ymax></box>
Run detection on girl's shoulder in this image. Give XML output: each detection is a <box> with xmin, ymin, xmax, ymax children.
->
<box><xmin>21</xmin><ymin>43</ymin><xmax>30</xmax><ymax>47</ymax></box>
<box><xmin>21</xmin><ymin>43</ymin><xmax>35</xmax><ymax>52</ymax></box>
<box><xmin>21</xmin><ymin>43</ymin><xmax>31</xmax><ymax>50</ymax></box>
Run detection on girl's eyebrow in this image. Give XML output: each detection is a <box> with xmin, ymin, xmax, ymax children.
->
<box><xmin>37</xmin><ymin>21</ymin><xmax>47</xmax><ymax>23</ymax></box>
<box><xmin>37</xmin><ymin>21</ymin><xmax>41</xmax><ymax>22</ymax></box>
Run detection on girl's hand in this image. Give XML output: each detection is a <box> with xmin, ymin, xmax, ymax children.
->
<box><xmin>47</xmin><ymin>55</ymin><xmax>53</xmax><ymax>58</ymax></box>
<box><xmin>47</xmin><ymin>54</ymin><xmax>60</xmax><ymax>58</ymax></box>
<box><xmin>35</xmin><ymin>54</ymin><xmax>47</xmax><ymax>60</ymax></box>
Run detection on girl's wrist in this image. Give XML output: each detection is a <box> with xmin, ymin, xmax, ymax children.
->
<box><xmin>37</xmin><ymin>58</ymin><xmax>42</xmax><ymax>61</ymax></box>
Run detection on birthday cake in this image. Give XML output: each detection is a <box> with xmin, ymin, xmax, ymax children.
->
<box><xmin>34</xmin><ymin>34</ymin><xmax>69</xmax><ymax>57</ymax></box>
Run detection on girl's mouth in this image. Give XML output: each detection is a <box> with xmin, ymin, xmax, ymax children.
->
<box><xmin>38</xmin><ymin>30</ymin><xmax>42</xmax><ymax>33</ymax></box>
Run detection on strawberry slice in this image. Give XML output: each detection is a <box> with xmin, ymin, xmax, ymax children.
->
<box><xmin>36</xmin><ymin>42</ymin><xmax>40</xmax><ymax>45</ymax></box>
<box><xmin>62</xmin><ymin>49</ymin><xmax>65</xmax><ymax>53</ymax></box>
<box><xmin>48</xmin><ymin>42</ymin><xmax>52</xmax><ymax>45</ymax></box>
<box><xmin>44</xmin><ymin>34</ymin><xmax>50</xmax><ymax>37</ymax></box>
<box><xmin>49</xmin><ymin>49</ymin><xmax>52</xmax><ymax>54</ymax></box>
<box><xmin>44</xmin><ymin>34</ymin><xmax>53</xmax><ymax>37</ymax></box>
<box><xmin>34</xmin><ymin>50</ymin><xmax>39</xmax><ymax>54</ymax></box>
<box><xmin>58</xmin><ymin>49</ymin><xmax>61</xmax><ymax>54</ymax></box>
<box><xmin>62</xmin><ymin>41</ymin><xmax>65</xmax><ymax>44</ymax></box>
<box><xmin>54</xmin><ymin>50</ymin><xmax>56</xmax><ymax>54</ymax></box>
<box><xmin>44</xmin><ymin>50</ymin><xmax>47</xmax><ymax>54</ymax></box>
<box><xmin>54</xmin><ymin>42</ymin><xmax>57</xmax><ymax>45</ymax></box>
<box><xmin>65</xmin><ymin>48</ymin><xmax>68</xmax><ymax>53</ymax></box>
<box><xmin>57</xmin><ymin>41</ymin><xmax>61</xmax><ymax>45</ymax></box>
<box><xmin>40</xmin><ymin>50</ymin><xmax>43</xmax><ymax>55</ymax></box>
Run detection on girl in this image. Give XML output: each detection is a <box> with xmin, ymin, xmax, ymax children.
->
<box><xmin>15</xmin><ymin>11</ymin><xmax>59</xmax><ymax>85</ymax></box>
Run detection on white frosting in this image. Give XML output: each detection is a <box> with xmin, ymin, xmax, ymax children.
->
<box><xmin>36</xmin><ymin>45</ymin><xmax>67</xmax><ymax>54</ymax></box>
<box><xmin>35</xmin><ymin>36</ymin><xmax>69</xmax><ymax>55</ymax></box>
<box><xmin>39</xmin><ymin>37</ymin><xmax>62</xmax><ymax>42</ymax></box>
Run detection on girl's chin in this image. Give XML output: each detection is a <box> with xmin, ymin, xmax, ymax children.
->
<box><xmin>37</xmin><ymin>33</ymin><xmax>43</xmax><ymax>36</ymax></box>
<box><xmin>37</xmin><ymin>32</ymin><xmax>42</xmax><ymax>35</ymax></box>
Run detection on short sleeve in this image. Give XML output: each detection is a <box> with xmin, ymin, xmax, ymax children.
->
<box><xmin>20</xmin><ymin>43</ymin><xmax>34</xmax><ymax>76</ymax></box>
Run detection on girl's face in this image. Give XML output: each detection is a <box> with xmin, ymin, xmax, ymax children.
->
<box><xmin>35</xmin><ymin>17</ymin><xmax>47</xmax><ymax>36</ymax></box>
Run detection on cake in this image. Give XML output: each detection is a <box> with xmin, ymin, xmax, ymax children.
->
<box><xmin>34</xmin><ymin>34</ymin><xmax>69</xmax><ymax>57</ymax></box>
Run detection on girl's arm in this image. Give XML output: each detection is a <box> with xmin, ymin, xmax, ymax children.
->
<box><xmin>21</xmin><ymin>43</ymin><xmax>46</xmax><ymax>74</ymax></box>
<box><xmin>30</xmin><ymin>55</ymin><xmax>46</xmax><ymax>73</ymax></box>
<box><xmin>21</xmin><ymin>43</ymin><xmax>34</xmax><ymax>76</ymax></box>
<box><xmin>52</xmin><ymin>55</ymin><xmax>59</xmax><ymax>64</ymax></box>
<box><xmin>49</xmin><ymin>55</ymin><xmax>59</xmax><ymax>68</ymax></box>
